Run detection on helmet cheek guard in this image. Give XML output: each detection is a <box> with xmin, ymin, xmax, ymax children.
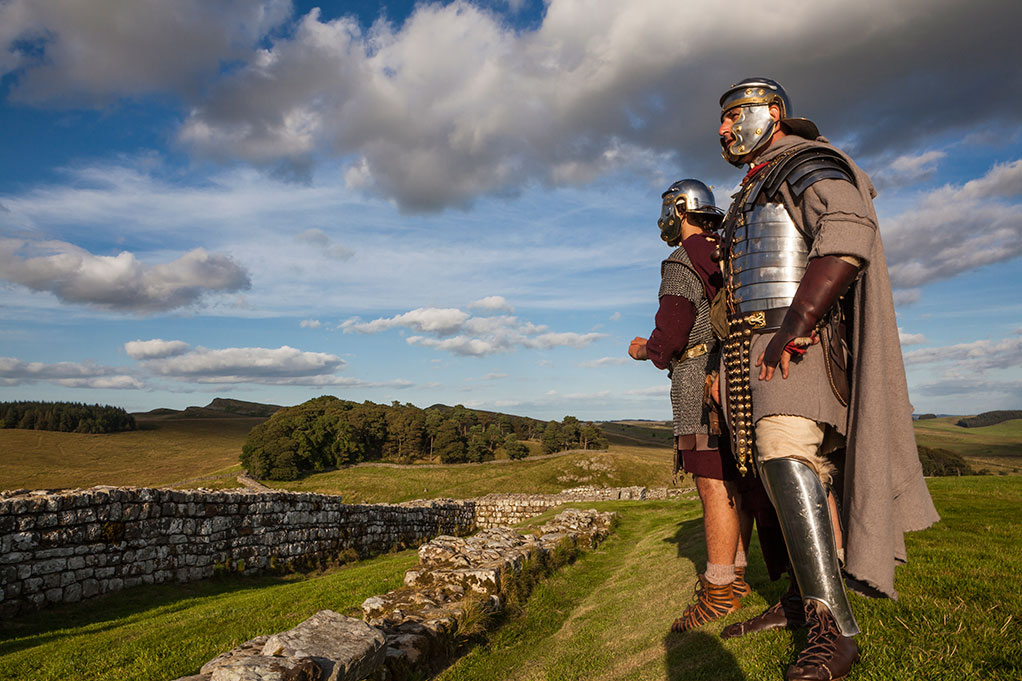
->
<box><xmin>657</xmin><ymin>179</ymin><xmax>724</xmax><ymax>245</ymax></box>
<box><xmin>720</xmin><ymin>104</ymin><xmax>777</xmax><ymax>166</ymax></box>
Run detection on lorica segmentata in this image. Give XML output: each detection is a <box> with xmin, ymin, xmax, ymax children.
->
<box><xmin>728</xmin><ymin>202</ymin><xmax>808</xmax><ymax>315</ymax></box>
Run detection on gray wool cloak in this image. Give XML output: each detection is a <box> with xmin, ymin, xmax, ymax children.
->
<box><xmin>748</xmin><ymin>134</ymin><xmax>940</xmax><ymax>599</ymax></box>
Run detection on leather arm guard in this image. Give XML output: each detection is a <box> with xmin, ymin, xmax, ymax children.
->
<box><xmin>762</xmin><ymin>255</ymin><xmax>858</xmax><ymax>369</ymax></box>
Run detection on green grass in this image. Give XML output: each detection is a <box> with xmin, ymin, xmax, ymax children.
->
<box><xmin>0</xmin><ymin>550</ymin><xmax>417</xmax><ymax>681</ymax></box>
<box><xmin>913</xmin><ymin>417</ymin><xmax>1022</xmax><ymax>474</ymax></box>
<box><xmin>4</xmin><ymin>478</ymin><xmax>1017</xmax><ymax>680</ymax></box>
<box><xmin>437</xmin><ymin>477</ymin><xmax>1021</xmax><ymax>681</ymax></box>
<box><xmin>0</xmin><ymin>416</ymin><xmax>260</xmax><ymax>490</ymax></box>
<box><xmin>263</xmin><ymin>445</ymin><xmax>679</xmax><ymax>502</ymax></box>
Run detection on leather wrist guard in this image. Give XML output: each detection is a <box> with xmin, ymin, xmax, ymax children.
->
<box><xmin>762</xmin><ymin>256</ymin><xmax>858</xmax><ymax>369</ymax></box>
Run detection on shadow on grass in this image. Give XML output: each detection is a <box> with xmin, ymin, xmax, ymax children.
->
<box><xmin>0</xmin><ymin>571</ymin><xmax>304</xmax><ymax>654</ymax></box>
<box><xmin>663</xmin><ymin>630</ymin><xmax>747</xmax><ymax>680</ymax></box>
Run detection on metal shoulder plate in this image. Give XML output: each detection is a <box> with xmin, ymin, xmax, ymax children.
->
<box><xmin>762</xmin><ymin>145</ymin><xmax>855</xmax><ymax>199</ymax></box>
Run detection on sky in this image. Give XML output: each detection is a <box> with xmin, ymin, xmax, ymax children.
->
<box><xmin>1</xmin><ymin>0</ymin><xmax>1020</xmax><ymax>421</ymax></box>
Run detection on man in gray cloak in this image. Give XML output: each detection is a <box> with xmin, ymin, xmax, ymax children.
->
<box><xmin>713</xmin><ymin>77</ymin><xmax>940</xmax><ymax>681</ymax></box>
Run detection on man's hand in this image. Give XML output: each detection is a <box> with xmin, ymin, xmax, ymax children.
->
<box><xmin>629</xmin><ymin>337</ymin><xmax>648</xmax><ymax>361</ymax></box>
<box><xmin>756</xmin><ymin>348</ymin><xmax>791</xmax><ymax>381</ymax></box>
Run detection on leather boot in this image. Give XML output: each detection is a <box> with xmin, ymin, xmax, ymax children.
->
<box><xmin>732</xmin><ymin>566</ymin><xmax>751</xmax><ymax>599</ymax></box>
<box><xmin>671</xmin><ymin>574</ymin><xmax>741</xmax><ymax>632</ymax></box>
<box><xmin>720</xmin><ymin>578</ymin><xmax>805</xmax><ymax>639</ymax></box>
<box><xmin>786</xmin><ymin>600</ymin><xmax>860</xmax><ymax>681</ymax></box>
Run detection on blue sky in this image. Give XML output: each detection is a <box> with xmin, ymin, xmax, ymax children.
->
<box><xmin>1</xmin><ymin>0</ymin><xmax>1020</xmax><ymax>420</ymax></box>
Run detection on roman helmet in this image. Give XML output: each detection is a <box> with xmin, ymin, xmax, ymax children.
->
<box><xmin>719</xmin><ymin>77</ymin><xmax>820</xmax><ymax>167</ymax></box>
<box><xmin>658</xmin><ymin>179</ymin><xmax>724</xmax><ymax>245</ymax></box>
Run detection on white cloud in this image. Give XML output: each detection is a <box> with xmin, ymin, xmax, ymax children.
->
<box><xmin>139</xmin><ymin>345</ymin><xmax>348</xmax><ymax>382</ymax></box>
<box><xmin>342</xmin><ymin>307</ymin><xmax>471</xmax><ymax>336</ymax></box>
<box><xmin>300</xmin><ymin>319</ymin><xmax>322</xmax><ymax>329</ymax></box>
<box><xmin>903</xmin><ymin>335</ymin><xmax>1022</xmax><ymax>371</ymax></box>
<box><xmin>161</xmin><ymin>0</ymin><xmax>1022</xmax><ymax>211</ymax></box>
<box><xmin>0</xmin><ymin>0</ymin><xmax>292</xmax><ymax>104</ymax></box>
<box><xmin>609</xmin><ymin>312</ymin><xmax>621</xmax><ymax>322</ymax></box>
<box><xmin>624</xmin><ymin>385</ymin><xmax>669</xmax><ymax>396</ymax></box>
<box><xmin>352</xmin><ymin>304</ymin><xmax>606</xmax><ymax>357</ymax></box>
<box><xmin>579</xmin><ymin>357</ymin><xmax>629</xmax><ymax>368</ymax></box>
<box><xmin>469</xmin><ymin>296</ymin><xmax>514</xmax><ymax>313</ymax></box>
<box><xmin>884</xmin><ymin>159</ymin><xmax>1022</xmax><ymax>291</ymax></box>
<box><xmin>482</xmin><ymin>372</ymin><xmax>508</xmax><ymax>380</ymax></box>
<box><xmin>0</xmin><ymin>238</ymin><xmax>250</xmax><ymax>313</ymax></box>
<box><xmin>898</xmin><ymin>329</ymin><xmax>926</xmax><ymax>346</ymax></box>
<box><xmin>124</xmin><ymin>339</ymin><xmax>191</xmax><ymax>359</ymax></box>
<box><xmin>0</xmin><ymin>357</ymin><xmax>141</xmax><ymax>388</ymax></box>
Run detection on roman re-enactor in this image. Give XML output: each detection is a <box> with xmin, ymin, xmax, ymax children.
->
<box><xmin>628</xmin><ymin>180</ymin><xmax>755</xmax><ymax>632</ymax></box>
<box><xmin>713</xmin><ymin>78</ymin><xmax>939</xmax><ymax>680</ymax></box>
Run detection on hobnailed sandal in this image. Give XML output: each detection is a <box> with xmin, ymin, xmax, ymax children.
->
<box><xmin>670</xmin><ymin>574</ymin><xmax>741</xmax><ymax>632</ymax></box>
<box><xmin>732</xmin><ymin>566</ymin><xmax>751</xmax><ymax>599</ymax></box>
<box><xmin>785</xmin><ymin>601</ymin><xmax>859</xmax><ymax>681</ymax></box>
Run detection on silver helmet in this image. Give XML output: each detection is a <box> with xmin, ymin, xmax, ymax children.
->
<box><xmin>658</xmin><ymin>179</ymin><xmax>724</xmax><ymax>245</ymax></box>
<box><xmin>718</xmin><ymin>77</ymin><xmax>819</xmax><ymax>167</ymax></box>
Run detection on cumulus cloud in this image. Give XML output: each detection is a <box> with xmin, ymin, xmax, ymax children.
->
<box><xmin>898</xmin><ymin>329</ymin><xmax>927</xmax><ymax>346</ymax></box>
<box><xmin>884</xmin><ymin>159</ymin><xmax>1022</xmax><ymax>291</ymax></box>
<box><xmin>0</xmin><ymin>357</ymin><xmax>142</xmax><ymax>388</ymax></box>
<box><xmin>124</xmin><ymin>339</ymin><xmax>191</xmax><ymax>359</ymax></box>
<box><xmin>579</xmin><ymin>357</ymin><xmax>629</xmax><ymax>368</ymax></box>
<box><xmin>342</xmin><ymin>307</ymin><xmax>471</xmax><ymax>335</ymax></box>
<box><xmin>162</xmin><ymin>0</ymin><xmax>1022</xmax><ymax>211</ymax></box>
<box><xmin>344</xmin><ymin>303</ymin><xmax>604</xmax><ymax>357</ymax></box>
<box><xmin>0</xmin><ymin>0</ymin><xmax>291</xmax><ymax>104</ymax></box>
<box><xmin>469</xmin><ymin>296</ymin><xmax>514</xmax><ymax>313</ymax></box>
<box><xmin>300</xmin><ymin>319</ymin><xmax>322</xmax><ymax>328</ymax></box>
<box><xmin>0</xmin><ymin>238</ymin><xmax>251</xmax><ymax>313</ymax></box>
<box><xmin>139</xmin><ymin>345</ymin><xmax>348</xmax><ymax>383</ymax></box>
<box><xmin>295</xmin><ymin>228</ymin><xmax>355</xmax><ymax>261</ymax></box>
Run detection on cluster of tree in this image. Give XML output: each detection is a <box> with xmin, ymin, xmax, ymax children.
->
<box><xmin>917</xmin><ymin>446</ymin><xmax>976</xmax><ymax>476</ymax></box>
<box><xmin>540</xmin><ymin>415</ymin><xmax>609</xmax><ymax>454</ymax></box>
<box><xmin>241</xmin><ymin>397</ymin><xmax>605</xmax><ymax>480</ymax></box>
<box><xmin>0</xmin><ymin>401</ymin><xmax>136</xmax><ymax>434</ymax></box>
<box><xmin>956</xmin><ymin>410</ymin><xmax>1022</xmax><ymax>428</ymax></box>
<box><xmin>915</xmin><ymin>413</ymin><xmax>937</xmax><ymax>420</ymax></box>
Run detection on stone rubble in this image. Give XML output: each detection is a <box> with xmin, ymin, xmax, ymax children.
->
<box><xmin>173</xmin><ymin>508</ymin><xmax>616</xmax><ymax>681</ymax></box>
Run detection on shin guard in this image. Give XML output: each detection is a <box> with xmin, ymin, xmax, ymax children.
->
<box><xmin>758</xmin><ymin>457</ymin><xmax>860</xmax><ymax>636</ymax></box>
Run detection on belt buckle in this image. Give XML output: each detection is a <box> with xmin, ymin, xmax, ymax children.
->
<box><xmin>747</xmin><ymin>311</ymin><xmax>766</xmax><ymax>329</ymax></box>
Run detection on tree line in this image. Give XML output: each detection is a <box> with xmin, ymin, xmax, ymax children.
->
<box><xmin>241</xmin><ymin>396</ymin><xmax>608</xmax><ymax>481</ymax></box>
<box><xmin>0</xmin><ymin>401</ymin><xmax>136</xmax><ymax>434</ymax></box>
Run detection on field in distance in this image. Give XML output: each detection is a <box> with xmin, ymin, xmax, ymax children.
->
<box><xmin>1</xmin><ymin>404</ymin><xmax>1020</xmax><ymax>493</ymax></box>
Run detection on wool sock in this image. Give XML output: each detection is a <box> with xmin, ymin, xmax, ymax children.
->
<box><xmin>734</xmin><ymin>549</ymin><xmax>748</xmax><ymax>569</ymax></box>
<box><xmin>705</xmin><ymin>562</ymin><xmax>735</xmax><ymax>585</ymax></box>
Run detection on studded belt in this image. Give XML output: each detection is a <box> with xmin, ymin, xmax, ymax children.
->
<box><xmin>721</xmin><ymin>309</ymin><xmax>786</xmax><ymax>475</ymax></box>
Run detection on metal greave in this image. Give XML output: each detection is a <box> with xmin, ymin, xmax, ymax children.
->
<box><xmin>758</xmin><ymin>457</ymin><xmax>860</xmax><ymax>636</ymax></box>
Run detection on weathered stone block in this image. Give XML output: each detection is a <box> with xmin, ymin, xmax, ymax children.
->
<box><xmin>261</xmin><ymin>610</ymin><xmax>386</xmax><ymax>681</ymax></box>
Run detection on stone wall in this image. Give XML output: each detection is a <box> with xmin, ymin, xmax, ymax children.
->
<box><xmin>176</xmin><ymin>508</ymin><xmax>617</xmax><ymax>681</ymax></box>
<box><xmin>0</xmin><ymin>484</ymin><xmax>692</xmax><ymax>619</ymax></box>
<box><xmin>0</xmin><ymin>487</ymin><xmax>474</xmax><ymax>619</ymax></box>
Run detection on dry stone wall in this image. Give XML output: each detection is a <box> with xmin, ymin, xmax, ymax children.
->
<box><xmin>0</xmin><ymin>484</ymin><xmax>692</xmax><ymax>619</ymax></box>
<box><xmin>177</xmin><ymin>508</ymin><xmax>617</xmax><ymax>681</ymax></box>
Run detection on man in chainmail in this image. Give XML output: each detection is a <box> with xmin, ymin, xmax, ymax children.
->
<box><xmin>629</xmin><ymin>179</ymin><xmax>754</xmax><ymax>632</ymax></box>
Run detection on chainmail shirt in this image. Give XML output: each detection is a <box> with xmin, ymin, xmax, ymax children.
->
<box><xmin>660</xmin><ymin>247</ymin><xmax>718</xmax><ymax>437</ymax></box>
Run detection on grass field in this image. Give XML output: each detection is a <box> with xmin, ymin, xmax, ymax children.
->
<box><xmin>0</xmin><ymin>415</ymin><xmax>256</xmax><ymax>490</ymax></box>
<box><xmin>1</xmin><ymin>477</ymin><xmax>1017</xmax><ymax>680</ymax></box>
<box><xmin>913</xmin><ymin>417</ymin><xmax>1022</xmax><ymax>474</ymax></box>
<box><xmin>1</xmin><ymin>414</ymin><xmax>1019</xmax><ymax>494</ymax></box>
<box><xmin>264</xmin><ymin>444</ymin><xmax>678</xmax><ymax>502</ymax></box>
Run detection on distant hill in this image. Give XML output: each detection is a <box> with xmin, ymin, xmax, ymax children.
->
<box><xmin>956</xmin><ymin>410</ymin><xmax>1022</xmax><ymax>428</ymax></box>
<box><xmin>136</xmin><ymin>398</ymin><xmax>283</xmax><ymax>419</ymax></box>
